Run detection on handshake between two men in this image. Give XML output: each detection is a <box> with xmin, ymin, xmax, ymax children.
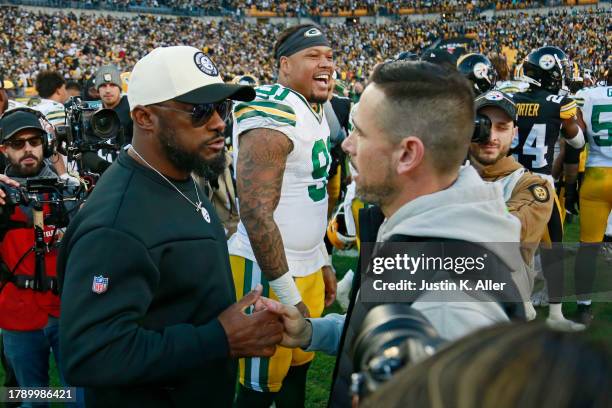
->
<box><xmin>220</xmin><ymin>284</ymin><xmax>314</xmax><ymax>358</ymax></box>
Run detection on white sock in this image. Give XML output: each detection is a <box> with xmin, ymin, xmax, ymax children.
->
<box><xmin>548</xmin><ymin>303</ymin><xmax>565</xmax><ymax>320</ymax></box>
<box><xmin>524</xmin><ymin>301</ymin><xmax>537</xmax><ymax>321</ymax></box>
<box><xmin>577</xmin><ymin>300</ymin><xmax>592</xmax><ymax>306</ymax></box>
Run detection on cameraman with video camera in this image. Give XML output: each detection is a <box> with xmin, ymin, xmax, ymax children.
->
<box><xmin>0</xmin><ymin>108</ymin><xmax>83</xmax><ymax>406</ymax></box>
<box><xmin>94</xmin><ymin>65</ymin><xmax>133</xmax><ymax>146</ymax></box>
<box><xmin>468</xmin><ymin>90</ymin><xmax>555</xmax><ymax>323</ymax></box>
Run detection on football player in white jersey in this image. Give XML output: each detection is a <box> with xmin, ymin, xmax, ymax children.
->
<box><xmin>32</xmin><ymin>70</ymin><xmax>68</xmax><ymax>127</ymax></box>
<box><xmin>31</xmin><ymin>70</ymin><xmax>69</xmax><ymax>174</ymax></box>
<box><xmin>572</xmin><ymin>65</ymin><xmax>612</xmax><ymax>324</ymax></box>
<box><xmin>230</xmin><ymin>24</ymin><xmax>335</xmax><ymax>407</ymax></box>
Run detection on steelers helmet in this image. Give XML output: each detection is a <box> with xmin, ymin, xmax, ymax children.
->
<box><xmin>521</xmin><ymin>46</ymin><xmax>570</xmax><ymax>93</ymax></box>
<box><xmin>327</xmin><ymin>206</ymin><xmax>356</xmax><ymax>250</ymax></box>
<box><xmin>232</xmin><ymin>74</ymin><xmax>258</xmax><ymax>87</ymax></box>
<box><xmin>393</xmin><ymin>51</ymin><xmax>419</xmax><ymax>61</ymax></box>
<box><xmin>456</xmin><ymin>53</ymin><xmax>497</xmax><ymax>95</ymax></box>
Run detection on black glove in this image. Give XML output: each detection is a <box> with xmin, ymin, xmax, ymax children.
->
<box><xmin>564</xmin><ymin>182</ymin><xmax>579</xmax><ymax>216</ymax></box>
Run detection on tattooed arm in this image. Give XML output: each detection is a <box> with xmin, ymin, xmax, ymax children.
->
<box><xmin>237</xmin><ymin>128</ymin><xmax>309</xmax><ymax>316</ymax></box>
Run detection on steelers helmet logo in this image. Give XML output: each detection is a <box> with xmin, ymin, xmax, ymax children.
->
<box><xmin>193</xmin><ymin>52</ymin><xmax>218</xmax><ymax>77</ymax></box>
<box><xmin>485</xmin><ymin>91</ymin><xmax>504</xmax><ymax>101</ymax></box>
<box><xmin>304</xmin><ymin>27</ymin><xmax>323</xmax><ymax>37</ymax></box>
<box><xmin>473</xmin><ymin>62</ymin><xmax>488</xmax><ymax>79</ymax></box>
<box><xmin>529</xmin><ymin>184</ymin><xmax>550</xmax><ymax>202</ymax></box>
<box><xmin>538</xmin><ymin>54</ymin><xmax>556</xmax><ymax>70</ymax></box>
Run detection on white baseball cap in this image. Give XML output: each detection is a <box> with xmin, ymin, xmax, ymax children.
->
<box><xmin>127</xmin><ymin>46</ymin><xmax>255</xmax><ymax>111</ymax></box>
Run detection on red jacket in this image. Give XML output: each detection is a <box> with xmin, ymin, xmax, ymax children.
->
<box><xmin>0</xmin><ymin>202</ymin><xmax>62</xmax><ymax>331</ymax></box>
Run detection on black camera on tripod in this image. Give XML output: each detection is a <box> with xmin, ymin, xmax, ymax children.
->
<box><xmin>55</xmin><ymin>97</ymin><xmax>122</xmax><ymax>158</ymax></box>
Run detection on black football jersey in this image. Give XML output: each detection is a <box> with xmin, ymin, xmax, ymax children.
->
<box><xmin>510</xmin><ymin>88</ymin><xmax>577</xmax><ymax>175</ymax></box>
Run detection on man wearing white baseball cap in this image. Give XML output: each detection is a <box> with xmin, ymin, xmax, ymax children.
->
<box><xmin>58</xmin><ymin>46</ymin><xmax>283</xmax><ymax>407</ymax></box>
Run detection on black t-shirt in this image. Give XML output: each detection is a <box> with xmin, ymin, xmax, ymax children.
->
<box><xmin>510</xmin><ymin>88</ymin><xmax>576</xmax><ymax>175</ymax></box>
<box><xmin>57</xmin><ymin>151</ymin><xmax>236</xmax><ymax>407</ymax></box>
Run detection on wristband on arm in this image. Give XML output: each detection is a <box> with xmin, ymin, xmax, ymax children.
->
<box><xmin>565</xmin><ymin>128</ymin><xmax>585</xmax><ymax>149</ymax></box>
<box><xmin>269</xmin><ymin>272</ymin><xmax>302</xmax><ymax>306</ymax></box>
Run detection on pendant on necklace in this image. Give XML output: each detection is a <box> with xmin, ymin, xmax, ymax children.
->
<box><xmin>197</xmin><ymin>201</ymin><xmax>211</xmax><ymax>223</ymax></box>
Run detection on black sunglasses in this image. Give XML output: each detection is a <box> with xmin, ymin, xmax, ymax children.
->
<box><xmin>4</xmin><ymin>136</ymin><xmax>43</xmax><ymax>149</ymax></box>
<box><xmin>153</xmin><ymin>100</ymin><xmax>233</xmax><ymax>127</ymax></box>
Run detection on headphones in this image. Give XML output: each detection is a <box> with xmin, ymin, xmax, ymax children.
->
<box><xmin>0</xmin><ymin>107</ymin><xmax>56</xmax><ymax>158</ymax></box>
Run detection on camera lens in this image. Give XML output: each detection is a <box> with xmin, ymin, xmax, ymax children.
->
<box><xmin>91</xmin><ymin>109</ymin><xmax>120</xmax><ymax>140</ymax></box>
<box><xmin>472</xmin><ymin>114</ymin><xmax>492</xmax><ymax>144</ymax></box>
<box><xmin>351</xmin><ymin>304</ymin><xmax>443</xmax><ymax>393</ymax></box>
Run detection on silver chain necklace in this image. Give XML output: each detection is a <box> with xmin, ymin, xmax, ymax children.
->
<box><xmin>130</xmin><ymin>147</ymin><xmax>209</xmax><ymax>220</ymax></box>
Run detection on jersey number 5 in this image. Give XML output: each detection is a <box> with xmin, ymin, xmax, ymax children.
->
<box><xmin>591</xmin><ymin>104</ymin><xmax>612</xmax><ymax>146</ymax></box>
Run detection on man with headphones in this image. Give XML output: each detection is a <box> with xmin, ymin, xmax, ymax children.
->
<box><xmin>0</xmin><ymin>108</ymin><xmax>82</xmax><ymax>406</ymax></box>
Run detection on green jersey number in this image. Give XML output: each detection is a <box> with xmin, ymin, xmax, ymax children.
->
<box><xmin>255</xmin><ymin>85</ymin><xmax>290</xmax><ymax>101</ymax></box>
<box><xmin>591</xmin><ymin>104</ymin><xmax>612</xmax><ymax>146</ymax></box>
<box><xmin>308</xmin><ymin>139</ymin><xmax>331</xmax><ymax>202</ymax></box>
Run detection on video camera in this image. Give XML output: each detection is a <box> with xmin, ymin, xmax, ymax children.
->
<box><xmin>472</xmin><ymin>114</ymin><xmax>492</xmax><ymax>144</ymax></box>
<box><xmin>0</xmin><ymin>175</ymin><xmax>84</xmax><ymax>295</ymax></box>
<box><xmin>0</xmin><ymin>176</ymin><xmax>82</xmax><ymax>230</ymax></box>
<box><xmin>350</xmin><ymin>304</ymin><xmax>446</xmax><ymax>399</ymax></box>
<box><xmin>56</xmin><ymin>97</ymin><xmax>122</xmax><ymax>158</ymax></box>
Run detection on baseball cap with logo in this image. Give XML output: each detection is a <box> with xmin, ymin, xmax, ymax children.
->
<box><xmin>127</xmin><ymin>46</ymin><xmax>255</xmax><ymax>111</ymax></box>
<box><xmin>475</xmin><ymin>90</ymin><xmax>517</xmax><ymax>123</ymax></box>
<box><xmin>94</xmin><ymin>65</ymin><xmax>123</xmax><ymax>90</ymax></box>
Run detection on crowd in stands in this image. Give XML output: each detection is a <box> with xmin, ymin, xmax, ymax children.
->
<box><xmin>2</xmin><ymin>0</ymin><xmax>570</xmax><ymax>16</ymax></box>
<box><xmin>0</xmin><ymin>5</ymin><xmax>608</xmax><ymax>94</ymax></box>
<box><xmin>242</xmin><ymin>0</ymin><xmax>553</xmax><ymax>17</ymax></box>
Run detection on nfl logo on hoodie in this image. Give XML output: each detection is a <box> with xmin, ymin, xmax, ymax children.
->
<box><xmin>92</xmin><ymin>275</ymin><xmax>109</xmax><ymax>294</ymax></box>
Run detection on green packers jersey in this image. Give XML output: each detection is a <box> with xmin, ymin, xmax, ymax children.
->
<box><xmin>230</xmin><ymin>84</ymin><xmax>331</xmax><ymax>277</ymax></box>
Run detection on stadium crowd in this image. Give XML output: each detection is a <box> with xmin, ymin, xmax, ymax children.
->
<box><xmin>0</xmin><ymin>5</ymin><xmax>608</xmax><ymax>95</ymax></box>
<box><xmin>242</xmin><ymin>0</ymin><xmax>550</xmax><ymax>16</ymax></box>
<box><xmin>2</xmin><ymin>0</ymin><xmax>563</xmax><ymax>16</ymax></box>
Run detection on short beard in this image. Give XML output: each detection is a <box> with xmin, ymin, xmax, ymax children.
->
<box><xmin>472</xmin><ymin>146</ymin><xmax>510</xmax><ymax>166</ymax></box>
<box><xmin>11</xmin><ymin>156</ymin><xmax>43</xmax><ymax>177</ymax></box>
<box><xmin>355</xmin><ymin>167</ymin><xmax>395</xmax><ymax>208</ymax></box>
<box><xmin>157</xmin><ymin>120</ymin><xmax>226</xmax><ymax>179</ymax></box>
<box><xmin>356</xmin><ymin>183</ymin><xmax>394</xmax><ymax>208</ymax></box>
<box><xmin>195</xmin><ymin>150</ymin><xmax>226</xmax><ymax>180</ymax></box>
<box><xmin>308</xmin><ymin>90</ymin><xmax>330</xmax><ymax>104</ymax></box>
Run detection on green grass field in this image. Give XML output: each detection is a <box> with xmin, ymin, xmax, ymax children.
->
<box><xmin>0</xmin><ymin>219</ymin><xmax>610</xmax><ymax>407</ymax></box>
